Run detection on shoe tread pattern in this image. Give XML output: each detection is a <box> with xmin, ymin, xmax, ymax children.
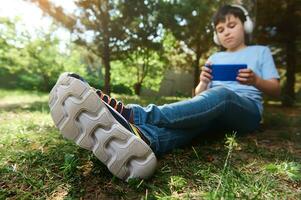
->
<box><xmin>49</xmin><ymin>73</ymin><xmax>157</xmax><ymax>180</ymax></box>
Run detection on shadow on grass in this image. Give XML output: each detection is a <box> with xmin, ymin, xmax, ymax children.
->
<box><xmin>1</xmin><ymin>126</ymin><xmax>300</xmax><ymax>199</ymax></box>
<box><xmin>1</xmin><ymin>139</ymin><xmax>142</xmax><ymax>199</ymax></box>
<box><xmin>0</xmin><ymin>100</ymin><xmax>49</xmax><ymax>113</ymax></box>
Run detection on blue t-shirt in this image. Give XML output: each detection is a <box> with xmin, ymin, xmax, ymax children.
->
<box><xmin>208</xmin><ymin>45</ymin><xmax>280</xmax><ymax>115</ymax></box>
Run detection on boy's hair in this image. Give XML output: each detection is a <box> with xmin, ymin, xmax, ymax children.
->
<box><xmin>212</xmin><ymin>5</ymin><xmax>247</xmax><ymax>27</ymax></box>
<box><xmin>212</xmin><ymin>4</ymin><xmax>252</xmax><ymax>45</ymax></box>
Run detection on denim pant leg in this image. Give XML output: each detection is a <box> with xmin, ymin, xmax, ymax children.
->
<box><xmin>136</xmin><ymin>122</ymin><xmax>218</xmax><ymax>156</ymax></box>
<box><xmin>129</xmin><ymin>86</ymin><xmax>261</xmax><ymax>155</ymax></box>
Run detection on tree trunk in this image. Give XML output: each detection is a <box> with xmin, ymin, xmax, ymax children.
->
<box><xmin>282</xmin><ymin>41</ymin><xmax>296</xmax><ymax>106</ymax></box>
<box><xmin>134</xmin><ymin>82</ymin><xmax>142</xmax><ymax>95</ymax></box>
<box><xmin>102</xmin><ymin>0</ymin><xmax>111</xmax><ymax>95</ymax></box>
<box><xmin>103</xmin><ymin>36</ymin><xmax>111</xmax><ymax>95</ymax></box>
<box><xmin>281</xmin><ymin>0</ymin><xmax>296</xmax><ymax>107</ymax></box>
<box><xmin>43</xmin><ymin>75</ymin><xmax>50</xmax><ymax>91</ymax></box>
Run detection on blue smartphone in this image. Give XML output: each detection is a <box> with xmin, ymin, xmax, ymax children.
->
<box><xmin>207</xmin><ymin>64</ymin><xmax>247</xmax><ymax>81</ymax></box>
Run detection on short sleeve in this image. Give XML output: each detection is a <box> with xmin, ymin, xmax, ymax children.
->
<box><xmin>261</xmin><ymin>47</ymin><xmax>280</xmax><ymax>80</ymax></box>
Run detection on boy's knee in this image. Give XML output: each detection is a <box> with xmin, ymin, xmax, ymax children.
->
<box><xmin>208</xmin><ymin>86</ymin><xmax>236</xmax><ymax>100</ymax></box>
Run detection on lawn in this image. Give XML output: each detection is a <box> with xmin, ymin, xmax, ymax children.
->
<box><xmin>0</xmin><ymin>89</ymin><xmax>300</xmax><ymax>199</ymax></box>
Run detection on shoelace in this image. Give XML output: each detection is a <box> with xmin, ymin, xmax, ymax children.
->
<box><xmin>68</xmin><ymin>73</ymin><xmax>132</xmax><ymax>122</ymax></box>
<box><xmin>96</xmin><ymin>90</ymin><xmax>125</xmax><ymax>114</ymax></box>
<box><xmin>96</xmin><ymin>89</ymin><xmax>149</xmax><ymax>144</ymax></box>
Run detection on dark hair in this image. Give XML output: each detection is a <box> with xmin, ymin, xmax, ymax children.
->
<box><xmin>212</xmin><ymin>4</ymin><xmax>252</xmax><ymax>45</ymax></box>
<box><xmin>212</xmin><ymin>5</ymin><xmax>247</xmax><ymax>27</ymax></box>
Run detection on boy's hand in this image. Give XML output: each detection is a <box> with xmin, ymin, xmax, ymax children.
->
<box><xmin>237</xmin><ymin>68</ymin><xmax>259</xmax><ymax>86</ymax></box>
<box><xmin>200</xmin><ymin>63</ymin><xmax>213</xmax><ymax>84</ymax></box>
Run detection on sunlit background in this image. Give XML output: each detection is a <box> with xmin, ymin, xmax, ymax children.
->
<box><xmin>0</xmin><ymin>0</ymin><xmax>74</xmax><ymax>41</ymax></box>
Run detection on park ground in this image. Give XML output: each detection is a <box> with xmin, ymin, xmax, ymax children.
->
<box><xmin>0</xmin><ymin>89</ymin><xmax>300</xmax><ymax>199</ymax></box>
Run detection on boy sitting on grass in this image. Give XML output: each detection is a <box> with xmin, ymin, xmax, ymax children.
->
<box><xmin>49</xmin><ymin>4</ymin><xmax>280</xmax><ymax>181</ymax></box>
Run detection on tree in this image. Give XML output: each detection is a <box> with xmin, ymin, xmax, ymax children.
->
<box><xmin>158</xmin><ymin>0</ymin><xmax>218</xmax><ymax>93</ymax></box>
<box><xmin>161</xmin><ymin>31</ymin><xmax>195</xmax><ymax>72</ymax></box>
<box><xmin>28</xmin><ymin>0</ymin><xmax>163</xmax><ymax>95</ymax></box>
<box><xmin>0</xmin><ymin>17</ymin><xmax>30</xmax><ymax>73</ymax></box>
<box><xmin>0</xmin><ymin>17</ymin><xmax>75</xmax><ymax>90</ymax></box>
<box><xmin>119</xmin><ymin>0</ymin><xmax>164</xmax><ymax>95</ymax></box>
<box><xmin>122</xmin><ymin>49</ymin><xmax>165</xmax><ymax>95</ymax></box>
<box><xmin>24</xmin><ymin>33</ymin><xmax>70</xmax><ymax>90</ymax></box>
<box><xmin>28</xmin><ymin>0</ymin><xmax>123</xmax><ymax>94</ymax></box>
<box><xmin>255</xmin><ymin>0</ymin><xmax>301</xmax><ymax>106</ymax></box>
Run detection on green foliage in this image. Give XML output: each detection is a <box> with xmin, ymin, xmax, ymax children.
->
<box><xmin>1</xmin><ymin>0</ymin><xmax>299</xmax><ymax>102</ymax></box>
<box><xmin>30</xmin><ymin>0</ymin><xmax>166</xmax><ymax>94</ymax></box>
<box><xmin>0</xmin><ymin>17</ymin><xmax>101</xmax><ymax>91</ymax></box>
<box><xmin>111</xmin><ymin>54</ymin><xmax>165</xmax><ymax>95</ymax></box>
<box><xmin>111</xmin><ymin>83</ymin><xmax>133</xmax><ymax>95</ymax></box>
<box><xmin>214</xmin><ymin>133</ymin><xmax>238</xmax><ymax>197</ymax></box>
<box><xmin>162</xmin><ymin>31</ymin><xmax>194</xmax><ymax>72</ymax></box>
<box><xmin>158</xmin><ymin>0</ymin><xmax>219</xmax><ymax>86</ymax></box>
<box><xmin>125</xmin><ymin>50</ymin><xmax>165</xmax><ymax>93</ymax></box>
<box><xmin>0</xmin><ymin>17</ymin><xmax>29</xmax><ymax>72</ymax></box>
<box><xmin>265</xmin><ymin>162</ymin><xmax>301</xmax><ymax>181</ymax></box>
<box><xmin>117</xmin><ymin>0</ymin><xmax>166</xmax><ymax>95</ymax></box>
<box><xmin>255</xmin><ymin>0</ymin><xmax>301</xmax><ymax>106</ymax></box>
<box><xmin>61</xmin><ymin>154</ymin><xmax>79</xmax><ymax>178</ymax></box>
<box><xmin>159</xmin><ymin>0</ymin><xmax>215</xmax><ymax>46</ymax></box>
<box><xmin>169</xmin><ymin>176</ymin><xmax>187</xmax><ymax>192</ymax></box>
<box><xmin>22</xmin><ymin>34</ymin><xmax>63</xmax><ymax>90</ymax></box>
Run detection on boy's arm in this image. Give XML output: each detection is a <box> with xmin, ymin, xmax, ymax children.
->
<box><xmin>195</xmin><ymin>65</ymin><xmax>213</xmax><ymax>95</ymax></box>
<box><xmin>254</xmin><ymin>78</ymin><xmax>281</xmax><ymax>97</ymax></box>
<box><xmin>237</xmin><ymin>68</ymin><xmax>281</xmax><ymax>97</ymax></box>
<box><xmin>195</xmin><ymin>81</ymin><xmax>209</xmax><ymax>95</ymax></box>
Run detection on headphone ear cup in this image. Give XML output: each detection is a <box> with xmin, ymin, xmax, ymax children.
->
<box><xmin>213</xmin><ymin>32</ymin><xmax>220</xmax><ymax>45</ymax></box>
<box><xmin>244</xmin><ymin>16</ymin><xmax>254</xmax><ymax>34</ymax></box>
<box><xmin>230</xmin><ymin>4</ymin><xmax>254</xmax><ymax>34</ymax></box>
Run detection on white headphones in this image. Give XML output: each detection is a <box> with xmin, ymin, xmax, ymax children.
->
<box><xmin>213</xmin><ymin>4</ymin><xmax>254</xmax><ymax>45</ymax></box>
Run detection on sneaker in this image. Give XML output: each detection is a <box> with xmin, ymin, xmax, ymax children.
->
<box><xmin>49</xmin><ymin>72</ymin><xmax>157</xmax><ymax>181</ymax></box>
<box><xmin>96</xmin><ymin>90</ymin><xmax>133</xmax><ymax>122</ymax></box>
<box><xmin>68</xmin><ymin>73</ymin><xmax>132</xmax><ymax>122</ymax></box>
<box><xmin>67</xmin><ymin>73</ymin><xmax>134</xmax><ymax>132</ymax></box>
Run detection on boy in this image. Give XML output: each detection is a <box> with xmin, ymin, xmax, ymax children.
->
<box><xmin>49</xmin><ymin>5</ymin><xmax>280</xmax><ymax>181</ymax></box>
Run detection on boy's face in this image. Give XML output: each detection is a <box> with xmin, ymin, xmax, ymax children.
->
<box><xmin>215</xmin><ymin>14</ymin><xmax>245</xmax><ymax>51</ymax></box>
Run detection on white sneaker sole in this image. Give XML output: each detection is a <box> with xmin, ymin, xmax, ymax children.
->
<box><xmin>48</xmin><ymin>73</ymin><xmax>157</xmax><ymax>181</ymax></box>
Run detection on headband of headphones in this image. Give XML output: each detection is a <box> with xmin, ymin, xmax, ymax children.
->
<box><xmin>231</xmin><ymin>4</ymin><xmax>250</xmax><ymax>18</ymax></box>
<box><xmin>212</xmin><ymin>4</ymin><xmax>253</xmax><ymax>29</ymax></box>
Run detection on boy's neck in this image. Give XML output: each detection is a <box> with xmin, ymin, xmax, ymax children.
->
<box><xmin>226</xmin><ymin>44</ymin><xmax>247</xmax><ymax>52</ymax></box>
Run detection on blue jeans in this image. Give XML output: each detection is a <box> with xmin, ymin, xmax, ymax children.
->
<box><xmin>129</xmin><ymin>87</ymin><xmax>261</xmax><ymax>156</ymax></box>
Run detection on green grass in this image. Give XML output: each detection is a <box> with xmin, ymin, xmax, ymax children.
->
<box><xmin>0</xmin><ymin>89</ymin><xmax>300</xmax><ymax>199</ymax></box>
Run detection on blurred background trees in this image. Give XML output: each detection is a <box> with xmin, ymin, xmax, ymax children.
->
<box><xmin>255</xmin><ymin>0</ymin><xmax>301</xmax><ymax>106</ymax></box>
<box><xmin>0</xmin><ymin>0</ymin><xmax>300</xmax><ymax>106</ymax></box>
